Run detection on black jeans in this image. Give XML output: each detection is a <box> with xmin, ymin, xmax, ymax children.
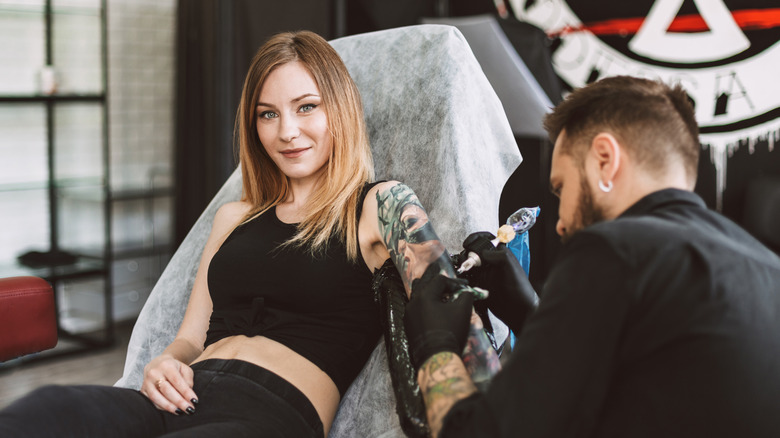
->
<box><xmin>0</xmin><ymin>359</ymin><xmax>324</xmax><ymax>438</ymax></box>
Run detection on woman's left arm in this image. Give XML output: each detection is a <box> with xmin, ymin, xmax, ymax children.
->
<box><xmin>359</xmin><ymin>181</ymin><xmax>455</xmax><ymax>293</ymax></box>
<box><xmin>360</xmin><ymin>181</ymin><xmax>482</xmax><ymax>436</ymax></box>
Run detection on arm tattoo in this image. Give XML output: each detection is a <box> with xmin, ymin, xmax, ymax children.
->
<box><xmin>462</xmin><ymin>314</ymin><xmax>502</xmax><ymax>386</ymax></box>
<box><xmin>418</xmin><ymin>352</ymin><xmax>478</xmax><ymax>438</ymax></box>
<box><xmin>376</xmin><ymin>183</ymin><xmax>455</xmax><ymax>294</ymax></box>
<box><xmin>377</xmin><ymin>183</ymin><xmax>499</xmax><ymax>436</ymax></box>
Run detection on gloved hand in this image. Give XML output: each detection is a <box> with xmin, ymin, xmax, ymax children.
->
<box><xmin>404</xmin><ymin>264</ymin><xmax>475</xmax><ymax>371</ymax></box>
<box><xmin>461</xmin><ymin>232</ymin><xmax>539</xmax><ymax>334</ymax></box>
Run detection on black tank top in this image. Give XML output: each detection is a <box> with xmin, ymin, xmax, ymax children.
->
<box><xmin>205</xmin><ymin>184</ymin><xmax>382</xmax><ymax>396</ymax></box>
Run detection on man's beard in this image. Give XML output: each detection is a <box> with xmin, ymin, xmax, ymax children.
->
<box><xmin>561</xmin><ymin>175</ymin><xmax>606</xmax><ymax>244</ymax></box>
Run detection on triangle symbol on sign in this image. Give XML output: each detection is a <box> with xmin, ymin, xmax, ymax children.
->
<box><xmin>629</xmin><ymin>0</ymin><xmax>749</xmax><ymax>63</ymax></box>
<box><xmin>668</xmin><ymin>0</ymin><xmax>709</xmax><ymax>33</ymax></box>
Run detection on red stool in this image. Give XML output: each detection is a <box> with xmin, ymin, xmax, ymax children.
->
<box><xmin>0</xmin><ymin>276</ymin><xmax>58</xmax><ymax>362</ymax></box>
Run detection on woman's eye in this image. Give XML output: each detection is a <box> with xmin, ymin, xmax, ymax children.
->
<box><xmin>258</xmin><ymin>111</ymin><xmax>277</xmax><ymax>120</ymax></box>
<box><xmin>299</xmin><ymin>103</ymin><xmax>317</xmax><ymax>113</ymax></box>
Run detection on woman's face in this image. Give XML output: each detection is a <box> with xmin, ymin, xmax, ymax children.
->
<box><xmin>255</xmin><ymin>61</ymin><xmax>333</xmax><ymax>185</ymax></box>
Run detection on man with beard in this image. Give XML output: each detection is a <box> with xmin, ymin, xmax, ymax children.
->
<box><xmin>403</xmin><ymin>76</ymin><xmax>780</xmax><ymax>438</ymax></box>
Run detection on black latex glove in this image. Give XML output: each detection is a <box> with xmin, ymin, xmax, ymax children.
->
<box><xmin>404</xmin><ymin>265</ymin><xmax>474</xmax><ymax>371</ymax></box>
<box><xmin>462</xmin><ymin>232</ymin><xmax>539</xmax><ymax>334</ymax></box>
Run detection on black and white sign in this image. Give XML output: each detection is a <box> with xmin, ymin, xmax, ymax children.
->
<box><xmin>510</xmin><ymin>0</ymin><xmax>780</xmax><ymax>209</ymax></box>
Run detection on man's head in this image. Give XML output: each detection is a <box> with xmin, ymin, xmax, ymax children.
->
<box><xmin>544</xmin><ymin>76</ymin><xmax>700</xmax><ymax>242</ymax></box>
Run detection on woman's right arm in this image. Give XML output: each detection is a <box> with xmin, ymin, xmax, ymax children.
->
<box><xmin>139</xmin><ymin>201</ymin><xmax>250</xmax><ymax>415</ymax></box>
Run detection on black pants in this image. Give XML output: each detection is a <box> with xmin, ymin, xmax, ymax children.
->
<box><xmin>0</xmin><ymin>359</ymin><xmax>324</xmax><ymax>438</ymax></box>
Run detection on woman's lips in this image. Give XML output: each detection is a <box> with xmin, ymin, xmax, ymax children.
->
<box><xmin>280</xmin><ymin>147</ymin><xmax>310</xmax><ymax>158</ymax></box>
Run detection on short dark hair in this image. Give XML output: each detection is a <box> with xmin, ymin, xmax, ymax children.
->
<box><xmin>543</xmin><ymin>76</ymin><xmax>700</xmax><ymax>183</ymax></box>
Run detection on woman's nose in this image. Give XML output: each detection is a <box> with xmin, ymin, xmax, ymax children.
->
<box><xmin>555</xmin><ymin>218</ymin><xmax>565</xmax><ymax>237</ymax></box>
<box><xmin>279</xmin><ymin>115</ymin><xmax>300</xmax><ymax>142</ymax></box>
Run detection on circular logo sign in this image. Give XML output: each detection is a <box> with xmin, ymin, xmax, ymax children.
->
<box><xmin>510</xmin><ymin>0</ymin><xmax>780</xmax><ymax>208</ymax></box>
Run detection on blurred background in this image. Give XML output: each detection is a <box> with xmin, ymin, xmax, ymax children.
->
<box><xmin>1</xmin><ymin>0</ymin><xmax>778</xmax><ymax>407</ymax></box>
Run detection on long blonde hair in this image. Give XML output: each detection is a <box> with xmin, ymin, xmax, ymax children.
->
<box><xmin>235</xmin><ymin>31</ymin><xmax>374</xmax><ymax>261</ymax></box>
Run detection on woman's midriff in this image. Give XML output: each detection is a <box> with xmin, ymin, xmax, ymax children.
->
<box><xmin>191</xmin><ymin>335</ymin><xmax>340</xmax><ymax>434</ymax></box>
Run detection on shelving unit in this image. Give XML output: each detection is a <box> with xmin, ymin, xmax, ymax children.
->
<box><xmin>0</xmin><ymin>0</ymin><xmax>113</xmax><ymax>359</ymax></box>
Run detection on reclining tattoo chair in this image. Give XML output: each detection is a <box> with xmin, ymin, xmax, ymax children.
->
<box><xmin>115</xmin><ymin>24</ymin><xmax>521</xmax><ymax>437</ymax></box>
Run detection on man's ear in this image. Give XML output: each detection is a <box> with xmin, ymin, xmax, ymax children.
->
<box><xmin>589</xmin><ymin>133</ymin><xmax>621</xmax><ymax>184</ymax></box>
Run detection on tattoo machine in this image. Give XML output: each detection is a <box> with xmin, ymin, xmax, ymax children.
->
<box><xmin>457</xmin><ymin>206</ymin><xmax>540</xmax><ymax>274</ymax></box>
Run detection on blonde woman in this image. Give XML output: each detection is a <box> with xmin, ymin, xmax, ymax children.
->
<box><xmin>0</xmin><ymin>31</ymin><xmax>479</xmax><ymax>438</ymax></box>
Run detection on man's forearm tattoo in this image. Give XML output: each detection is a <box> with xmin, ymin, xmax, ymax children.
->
<box><xmin>376</xmin><ymin>183</ymin><xmax>455</xmax><ymax>293</ymax></box>
<box><xmin>461</xmin><ymin>317</ymin><xmax>502</xmax><ymax>388</ymax></box>
<box><xmin>418</xmin><ymin>352</ymin><xmax>478</xmax><ymax>437</ymax></box>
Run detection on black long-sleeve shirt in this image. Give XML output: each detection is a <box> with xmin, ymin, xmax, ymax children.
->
<box><xmin>442</xmin><ymin>189</ymin><xmax>780</xmax><ymax>437</ymax></box>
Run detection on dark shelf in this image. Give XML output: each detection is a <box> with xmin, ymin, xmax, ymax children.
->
<box><xmin>110</xmin><ymin>187</ymin><xmax>173</xmax><ymax>202</ymax></box>
<box><xmin>0</xmin><ymin>0</ymin><xmax>113</xmax><ymax>363</ymax></box>
<box><xmin>0</xmin><ymin>94</ymin><xmax>105</xmax><ymax>103</ymax></box>
<box><xmin>0</xmin><ymin>177</ymin><xmax>104</xmax><ymax>193</ymax></box>
<box><xmin>0</xmin><ymin>257</ymin><xmax>106</xmax><ymax>283</ymax></box>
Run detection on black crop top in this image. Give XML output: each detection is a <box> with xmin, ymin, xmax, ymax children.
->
<box><xmin>205</xmin><ymin>185</ymin><xmax>382</xmax><ymax>396</ymax></box>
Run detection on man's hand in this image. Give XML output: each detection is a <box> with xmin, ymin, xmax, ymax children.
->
<box><xmin>404</xmin><ymin>265</ymin><xmax>475</xmax><ymax>371</ymax></box>
<box><xmin>462</xmin><ymin>232</ymin><xmax>539</xmax><ymax>334</ymax></box>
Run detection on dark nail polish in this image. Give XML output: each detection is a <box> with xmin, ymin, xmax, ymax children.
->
<box><xmin>185</xmin><ymin>406</ymin><xmax>195</xmax><ymax>415</ymax></box>
<box><xmin>191</xmin><ymin>398</ymin><xmax>199</xmax><ymax>405</ymax></box>
<box><xmin>175</xmin><ymin>409</ymin><xmax>184</xmax><ymax>416</ymax></box>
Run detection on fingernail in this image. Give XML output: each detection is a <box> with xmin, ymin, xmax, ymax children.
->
<box><xmin>191</xmin><ymin>398</ymin><xmax>199</xmax><ymax>405</ymax></box>
<box><xmin>175</xmin><ymin>408</ymin><xmax>184</xmax><ymax>416</ymax></box>
<box><xmin>185</xmin><ymin>406</ymin><xmax>195</xmax><ymax>415</ymax></box>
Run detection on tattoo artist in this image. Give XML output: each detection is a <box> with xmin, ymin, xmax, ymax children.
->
<box><xmin>403</xmin><ymin>76</ymin><xmax>780</xmax><ymax>438</ymax></box>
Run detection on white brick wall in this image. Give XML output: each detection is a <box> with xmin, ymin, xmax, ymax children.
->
<box><xmin>108</xmin><ymin>0</ymin><xmax>175</xmax><ymax>191</ymax></box>
<box><xmin>107</xmin><ymin>0</ymin><xmax>175</xmax><ymax>250</ymax></box>
<box><xmin>0</xmin><ymin>1</ymin><xmax>47</xmax><ymax>95</ymax></box>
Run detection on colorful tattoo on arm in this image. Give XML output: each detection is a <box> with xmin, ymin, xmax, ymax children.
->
<box><xmin>462</xmin><ymin>315</ymin><xmax>502</xmax><ymax>390</ymax></box>
<box><xmin>418</xmin><ymin>352</ymin><xmax>478</xmax><ymax>438</ymax></box>
<box><xmin>376</xmin><ymin>183</ymin><xmax>455</xmax><ymax>294</ymax></box>
<box><xmin>377</xmin><ymin>183</ymin><xmax>501</xmax><ymax>427</ymax></box>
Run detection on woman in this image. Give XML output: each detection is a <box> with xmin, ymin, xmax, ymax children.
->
<box><xmin>0</xmin><ymin>31</ymin><xmax>474</xmax><ymax>438</ymax></box>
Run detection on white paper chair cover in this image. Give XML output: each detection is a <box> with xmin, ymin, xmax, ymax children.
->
<box><xmin>115</xmin><ymin>24</ymin><xmax>521</xmax><ymax>437</ymax></box>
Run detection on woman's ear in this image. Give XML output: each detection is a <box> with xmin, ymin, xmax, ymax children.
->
<box><xmin>589</xmin><ymin>132</ymin><xmax>621</xmax><ymax>185</ymax></box>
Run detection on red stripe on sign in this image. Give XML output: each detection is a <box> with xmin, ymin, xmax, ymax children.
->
<box><xmin>550</xmin><ymin>8</ymin><xmax>780</xmax><ymax>37</ymax></box>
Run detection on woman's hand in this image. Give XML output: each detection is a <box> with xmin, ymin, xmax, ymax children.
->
<box><xmin>141</xmin><ymin>354</ymin><xmax>198</xmax><ymax>415</ymax></box>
